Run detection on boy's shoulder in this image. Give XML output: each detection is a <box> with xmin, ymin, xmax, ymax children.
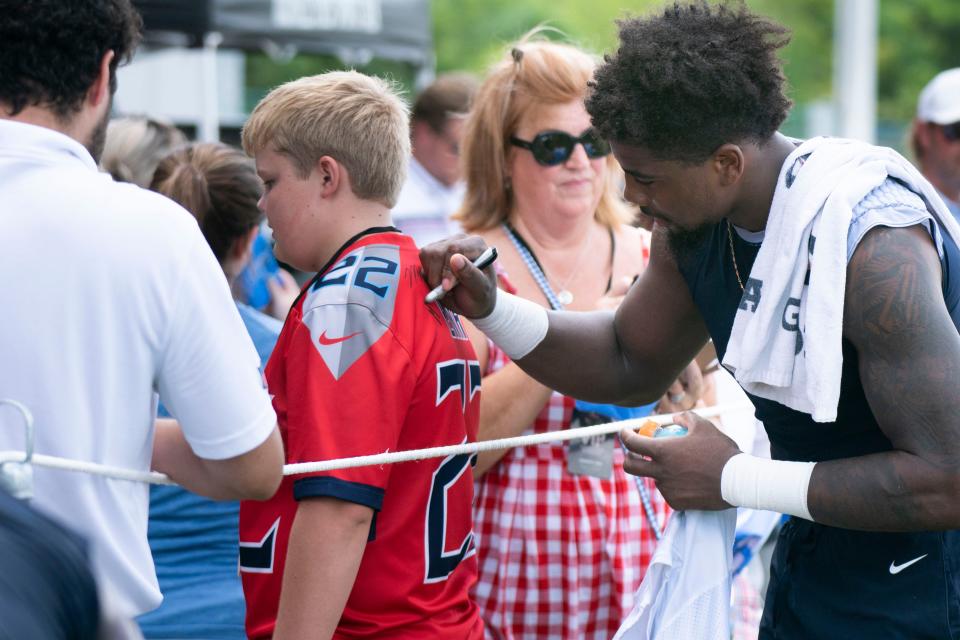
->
<box><xmin>288</xmin><ymin>235</ymin><xmax>437</xmax><ymax>379</ymax></box>
<box><xmin>301</xmin><ymin>238</ymin><xmax>411</xmax><ymax>318</ymax></box>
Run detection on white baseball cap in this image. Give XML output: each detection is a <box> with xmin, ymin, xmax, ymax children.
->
<box><xmin>917</xmin><ymin>68</ymin><xmax>960</xmax><ymax>125</ymax></box>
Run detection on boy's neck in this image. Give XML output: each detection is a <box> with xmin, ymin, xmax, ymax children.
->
<box><xmin>314</xmin><ymin>199</ymin><xmax>394</xmax><ymax>271</ymax></box>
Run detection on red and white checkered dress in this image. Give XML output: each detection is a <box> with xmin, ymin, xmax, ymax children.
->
<box><xmin>472</xmin><ymin>338</ymin><xmax>670</xmax><ymax>639</ymax></box>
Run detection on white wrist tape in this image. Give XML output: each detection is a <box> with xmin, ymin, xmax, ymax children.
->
<box><xmin>471</xmin><ymin>290</ymin><xmax>549</xmax><ymax>360</ymax></box>
<box><xmin>721</xmin><ymin>453</ymin><xmax>816</xmax><ymax>521</ymax></box>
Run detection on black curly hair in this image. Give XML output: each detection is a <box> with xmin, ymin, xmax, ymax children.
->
<box><xmin>586</xmin><ymin>1</ymin><xmax>792</xmax><ymax>163</ymax></box>
<box><xmin>0</xmin><ymin>0</ymin><xmax>142</xmax><ymax>119</ymax></box>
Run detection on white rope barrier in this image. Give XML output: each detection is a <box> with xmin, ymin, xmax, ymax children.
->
<box><xmin>0</xmin><ymin>452</ymin><xmax>175</xmax><ymax>485</ymax></box>
<box><xmin>0</xmin><ymin>403</ymin><xmax>751</xmax><ymax>486</ymax></box>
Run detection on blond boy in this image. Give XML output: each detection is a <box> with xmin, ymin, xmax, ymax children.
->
<box><xmin>238</xmin><ymin>72</ymin><xmax>484</xmax><ymax>640</ymax></box>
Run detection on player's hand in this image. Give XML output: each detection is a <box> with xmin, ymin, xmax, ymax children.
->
<box><xmin>620</xmin><ymin>411</ymin><xmax>740</xmax><ymax>511</ymax></box>
<box><xmin>420</xmin><ymin>235</ymin><xmax>498</xmax><ymax>318</ymax></box>
<box><xmin>655</xmin><ymin>360</ymin><xmax>703</xmax><ymax>413</ymax></box>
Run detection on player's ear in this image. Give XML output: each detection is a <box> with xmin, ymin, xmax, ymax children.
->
<box><xmin>316</xmin><ymin>156</ymin><xmax>341</xmax><ymax>197</ymax></box>
<box><xmin>712</xmin><ymin>144</ymin><xmax>744</xmax><ymax>187</ymax></box>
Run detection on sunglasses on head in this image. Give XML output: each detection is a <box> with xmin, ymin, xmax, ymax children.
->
<box><xmin>509</xmin><ymin>128</ymin><xmax>611</xmax><ymax>166</ymax></box>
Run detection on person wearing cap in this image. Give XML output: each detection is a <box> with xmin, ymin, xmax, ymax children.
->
<box><xmin>912</xmin><ymin>68</ymin><xmax>960</xmax><ymax>219</ymax></box>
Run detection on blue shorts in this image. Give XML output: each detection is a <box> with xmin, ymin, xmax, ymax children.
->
<box><xmin>760</xmin><ymin>518</ymin><xmax>960</xmax><ymax>639</ymax></box>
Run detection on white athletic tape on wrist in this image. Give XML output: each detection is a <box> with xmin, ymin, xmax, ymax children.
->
<box><xmin>721</xmin><ymin>453</ymin><xmax>816</xmax><ymax>521</ymax></box>
<box><xmin>471</xmin><ymin>290</ymin><xmax>549</xmax><ymax>360</ymax></box>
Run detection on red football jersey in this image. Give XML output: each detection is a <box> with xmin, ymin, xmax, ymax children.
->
<box><xmin>239</xmin><ymin>229</ymin><xmax>483</xmax><ymax>639</ymax></box>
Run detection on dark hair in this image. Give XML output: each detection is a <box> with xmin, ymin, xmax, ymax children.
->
<box><xmin>412</xmin><ymin>73</ymin><xmax>479</xmax><ymax>134</ymax></box>
<box><xmin>0</xmin><ymin>0</ymin><xmax>142</xmax><ymax>119</ymax></box>
<box><xmin>586</xmin><ymin>1</ymin><xmax>792</xmax><ymax>163</ymax></box>
<box><xmin>151</xmin><ymin>143</ymin><xmax>264</xmax><ymax>264</ymax></box>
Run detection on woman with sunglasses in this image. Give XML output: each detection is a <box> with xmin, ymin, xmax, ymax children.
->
<box><xmin>453</xmin><ymin>35</ymin><xmax>693</xmax><ymax>639</ymax></box>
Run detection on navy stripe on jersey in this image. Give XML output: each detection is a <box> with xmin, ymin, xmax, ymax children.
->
<box><xmin>294</xmin><ymin>476</ymin><xmax>385</xmax><ymax>509</ymax></box>
<box><xmin>294</xmin><ymin>477</ymin><xmax>385</xmax><ymax>541</ymax></box>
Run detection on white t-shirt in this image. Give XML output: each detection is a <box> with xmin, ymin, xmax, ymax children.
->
<box><xmin>0</xmin><ymin>120</ymin><xmax>277</xmax><ymax>616</ymax></box>
<box><xmin>934</xmin><ymin>186</ymin><xmax>960</xmax><ymax>222</ymax></box>
<box><xmin>391</xmin><ymin>156</ymin><xmax>464</xmax><ymax>246</ymax></box>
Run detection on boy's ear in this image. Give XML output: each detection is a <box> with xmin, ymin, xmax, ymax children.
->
<box><xmin>316</xmin><ymin>156</ymin><xmax>341</xmax><ymax>197</ymax></box>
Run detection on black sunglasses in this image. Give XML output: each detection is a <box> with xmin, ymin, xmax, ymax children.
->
<box><xmin>509</xmin><ymin>128</ymin><xmax>611</xmax><ymax>166</ymax></box>
<box><xmin>943</xmin><ymin>121</ymin><xmax>960</xmax><ymax>142</ymax></box>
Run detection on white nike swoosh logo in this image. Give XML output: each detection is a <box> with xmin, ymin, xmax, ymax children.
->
<box><xmin>889</xmin><ymin>554</ymin><xmax>928</xmax><ymax>575</ymax></box>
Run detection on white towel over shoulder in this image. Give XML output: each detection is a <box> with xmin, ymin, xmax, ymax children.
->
<box><xmin>722</xmin><ymin>136</ymin><xmax>960</xmax><ymax>422</ymax></box>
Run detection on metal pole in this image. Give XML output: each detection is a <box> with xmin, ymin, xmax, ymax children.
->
<box><xmin>833</xmin><ymin>0</ymin><xmax>878</xmax><ymax>143</ymax></box>
<box><xmin>199</xmin><ymin>31</ymin><xmax>223</xmax><ymax>142</ymax></box>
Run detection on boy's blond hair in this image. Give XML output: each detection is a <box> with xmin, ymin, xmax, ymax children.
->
<box><xmin>242</xmin><ymin>71</ymin><xmax>410</xmax><ymax>207</ymax></box>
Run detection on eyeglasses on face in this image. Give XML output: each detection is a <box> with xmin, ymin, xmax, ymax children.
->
<box><xmin>942</xmin><ymin>121</ymin><xmax>960</xmax><ymax>142</ymax></box>
<box><xmin>440</xmin><ymin>133</ymin><xmax>460</xmax><ymax>156</ymax></box>
<box><xmin>509</xmin><ymin>128</ymin><xmax>611</xmax><ymax>166</ymax></box>
<box><xmin>428</xmin><ymin>124</ymin><xmax>461</xmax><ymax>156</ymax></box>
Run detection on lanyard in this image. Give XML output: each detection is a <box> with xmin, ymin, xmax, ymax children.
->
<box><xmin>500</xmin><ymin>222</ymin><xmax>664</xmax><ymax>539</ymax></box>
<box><xmin>501</xmin><ymin>222</ymin><xmax>565</xmax><ymax>311</ymax></box>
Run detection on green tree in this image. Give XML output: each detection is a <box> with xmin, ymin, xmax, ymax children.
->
<box><xmin>243</xmin><ymin>1</ymin><xmax>960</xmax><ymax>138</ymax></box>
<box><xmin>878</xmin><ymin>0</ymin><xmax>960</xmax><ymax>122</ymax></box>
<box><xmin>245</xmin><ymin>53</ymin><xmax>419</xmax><ymax>112</ymax></box>
<box><xmin>431</xmin><ymin>0</ymin><xmax>960</xmax><ymax>135</ymax></box>
<box><xmin>432</xmin><ymin>0</ymin><xmax>659</xmax><ymax>75</ymax></box>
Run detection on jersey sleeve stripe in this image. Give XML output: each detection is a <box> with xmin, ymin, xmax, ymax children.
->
<box><xmin>293</xmin><ymin>476</ymin><xmax>385</xmax><ymax>511</ymax></box>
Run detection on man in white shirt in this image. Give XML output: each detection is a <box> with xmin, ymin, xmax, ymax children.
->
<box><xmin>912</xmin><ymin>68</ymin><xmax>960</xmax><ymax>220</ymax></box>
<box><xmin>0</xmin><ymin>0</ymin><xmax>283</xmax><ymax>619</ymax></box>
<box><xmin>392</xmin><ymin>73</ymin><xmax>478</xmax><ymax>245</ymax></box>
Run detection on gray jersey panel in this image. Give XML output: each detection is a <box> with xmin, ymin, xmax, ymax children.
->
<box><xmin>301</xmin><ymin>244</ymin><xmax>402</xmax><ymax>379</ymax></box>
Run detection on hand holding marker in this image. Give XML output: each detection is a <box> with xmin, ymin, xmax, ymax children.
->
<box><xmin>424</xmin><ymin>247</ymin><xmax>498</xmax><ymax>304</ymax></box>
<box><xmin>424</xmin><ymin>247</ymin><xmax>686</xmax><ymax>441</ymax></box>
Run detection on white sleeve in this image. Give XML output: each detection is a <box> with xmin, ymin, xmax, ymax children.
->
<box><xmin>847</xmin><ymin>179</ymin><xmax>938</xmax><ymax>261</ymax></box>
<box><xmin>156</xmin><ymin>233</ymin><xmax>277</xmax><ymax>460</ymax></box>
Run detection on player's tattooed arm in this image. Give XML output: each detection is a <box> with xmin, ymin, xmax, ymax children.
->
<box><xmin>807</xmin><ymin>224</ymin><xmax>960</xmax><ymax>531</ymax></box>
